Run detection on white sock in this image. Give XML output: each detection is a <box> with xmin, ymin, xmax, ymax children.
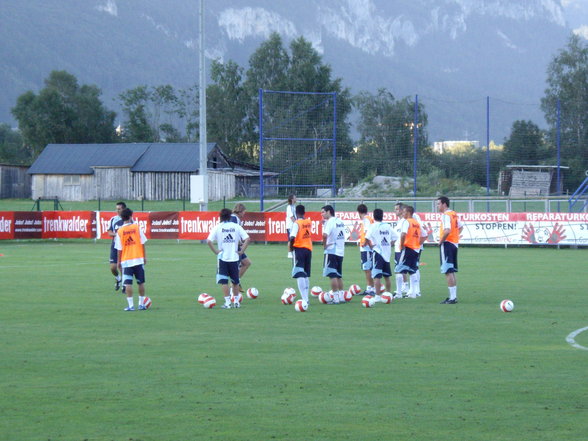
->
<box><xmin>126</xmin><ymin>297</ymin><xmax>133</xmax><ymax>308</ymax></box>
<box><xmin>409</xmin><ymin>274</ymin><xmax>419</xmax><ymax>297</ymax></box>
<box><xmin>297</xmin><ymin>278</ymin><xmax>309</xmax><ymax>303</ymax></box>
<box><xmin>116</xmin><ymin>275</ymin><xmax>121</xmax><ymax>282</ymax></box>
<box><xmin>138</xmin><ymin>296</ymin><xmax>145</xmax><ymax>306</ymax></box>
<box><xmin>449</xmin><ymin>286</ymin><xmax>457</xmax><ymax>300</ymax></box>
<box><xmin>224</xmin><ymin>295</ymin><xmax>231</xmax><ymax>306</ymax></box>
<box><xmin>415</xmin><ymin>269</ymin><xmax>421</xmax><ymax>284</ymax></box>
<box><xmin>395</xmin><ymin>274</ymin><xmax>403</xmax><ymax>293</ymax></box>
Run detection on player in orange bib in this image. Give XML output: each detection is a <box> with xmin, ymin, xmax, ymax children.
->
<box><xmin>394</xmin><ymin>205</ymin><xmax>427</xmax><ymax>298</ymax></box>
<box><xmin>289</xmin><ymin>205</ymin><xmax>312</xmax><ymax>309</ymax></box>
<box><xmin>437</xmin><ymin>196</ymin><xmax>464</xmax><ymax>304</ymax></box>
<box><xmin>114</xmin><ymin>208</ymin><xmax>148</xmax><ymax>311</ymax></box>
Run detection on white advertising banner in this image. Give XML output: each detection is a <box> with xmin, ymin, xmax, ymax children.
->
<box><xmin>337</xmin><ymin>212</ymin><xmax>588</xmax><ymax>246</ymax></box>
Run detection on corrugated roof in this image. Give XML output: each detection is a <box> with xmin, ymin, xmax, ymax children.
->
<box><xmin>28</xmin><ymin>143</ymin><xmax>217</xmax><ymax>174</ymax></box>
<box><xmin>131</xmin><ymin>143</ymin><xmax>216</xmax><ymax>172</ymax></box>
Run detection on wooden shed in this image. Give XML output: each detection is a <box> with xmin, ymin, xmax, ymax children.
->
<box><xmin>28</xmin><ymin>143</ymin><xmax>275</xmax><ymax>201</ymax></box>
<box><xmin>0</xmin><ymin>163</ymin><xmax>32</xmax><ymax>198</ymax></box>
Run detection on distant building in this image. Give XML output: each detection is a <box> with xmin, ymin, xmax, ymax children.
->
<box><xmin>28</xmin><ymin>143</ymin><xmax>276</xmax><ymax>201</ymax></box>
<box><xmin>0</xmin><ymin>163</ymin><xmax>31</xmax><ymax>198</ymax></box>
<box><xmin>498</xmin><ymin>165</ymin><xmax>569</xmax><ymax>196</ymax></box>
<box><xmin>433</xmin><ymin>140</ymin><xmax>480</xmax><ymax>154</ymax></box>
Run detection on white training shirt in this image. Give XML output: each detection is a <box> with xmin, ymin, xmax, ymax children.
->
<box><xmin>323</xmin><ymin>216</ymin><xmax>346</xmax><ymax>256</ymax></box>
<box><xmin>366</xmin><ymin>221</ymin><xmax>397</xmax><ymax>263</ymax></box>
<box><xmin>207</xmin><ymin>221</ymin><xmax>250</xmax><ymax>262</ymax></box>
<box><xmin>286</xmin><ymin>204</ymin><xmax>296</xmax><ymax>230</ymax></box>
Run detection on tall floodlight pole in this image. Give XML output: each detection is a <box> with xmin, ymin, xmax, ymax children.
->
<box><xmin>199</xmin><ymin>0</ymin><xmax>208</xmax><ymax>211</ymax></box>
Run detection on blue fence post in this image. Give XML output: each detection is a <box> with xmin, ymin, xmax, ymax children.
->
<box><xmin>259</xmin><ymin>88</ymin><xmax>264</xmax><ymax>211</ymax></box>
<box><xmin>332</xmin><ymin>92</ymin><xmax>338</xmax><ymax>197</ymax></box>
<box><xmin>486</xmin><ymin>96</ymin><xmax>490</xmax><ymax>211</ymax></box>
<box><xmin>413</xmin><ymin>94</ymin><xmax>418</xmax><ymax>202</ymax></box>
<box><xmin>557</xmin><ymin>99</ymin><xmax>561</xmax><ymax>211</ymax></box>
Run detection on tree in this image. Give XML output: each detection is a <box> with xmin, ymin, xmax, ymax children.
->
<box><xmin>354</xmin><ymin>88</ymin><xmax>429</xmax><ymax>177</ymax></box>
<box><xmin>503</xmin><ymin>120</ymin><xmax>549</xmax><ymax>165</ymax></box>
<box><xmin>0</xmin><ymin>124</ymin><xmax>27</xmax><ymax>164</ymax></box>
<box><xmin>541</xmin><ymin>34</ymin><xmax>588</xmax><ymax>190</ymax></box>
<box><xmin>11</xmin><ymin>70</ymin><xmax>116</xmax><ymax>156</ymax></box>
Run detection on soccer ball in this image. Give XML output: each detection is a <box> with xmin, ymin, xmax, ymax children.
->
<box><xmin>500</xmin><ymin>299</ymin><xmax>514</xmax><ymax>312</ymax></box>
<box><xmin>143</xmin><ymin>297</ymin><xmax>152</xmax><ymax>309</ymax></box>
<box><xmin>362</xmin><ymin>295</ymin><xmax>376</xmax><ymax>308</ymax></box>
<box><xmin>349</xmin><ymin>284</ymin><xmax>361</xmax><ymax>295</ymax></box>
<box><xmin>310</xmin><ymin>286</ymin><xmax>323</xmax><ymax>297</ymax></box>
<box><xmin>342</xmin><ymin>290</ymin><xmax>353</xmax><ymax>302</ymax></box>
<box><xmin>380</xmin><ymin>292</ymin><xmax>393</xmax><ymax>304</ymax></box>
<box><xmin>294</xmin><ymin>300</ymin><xmax>308</xmax><ymax>312</ymax></box>
<box><xmin>198</xmin><ymin>293</ymin><xmax>211</xmax><ymax>304</ymax></box>
<box><xmin>318</xmin><ymin>291</ymin><xmax>333</xmax><ymax>304</ymax></box>
<box><xmin>203</xmin><ymin>296</ymin><xmax>216</xmax><ymax>309</ymax></box>
<box><xmin>247</xmin><ymin>287</ymin><xmax>259</xmax><ymax>299</ymax></box>
<box><xmin>283</xmin><ymin>287</ymin><xmax>296</xmax><ymax>297</ymax></box>
<box><xmin>281</xmin><ymin>292</ymin><xmax>296</xmax><ymax>305</ymax></box>
<box><xmin>232</xmin><ymin>293</ymin><xmax>243</xmax><ymax>304</ymax></box>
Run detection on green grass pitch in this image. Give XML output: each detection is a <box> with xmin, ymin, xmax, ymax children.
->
<box><xmin>1</xmin><ymin>240</ymin><xmax>587</xmax><ymax>441</ymax></box>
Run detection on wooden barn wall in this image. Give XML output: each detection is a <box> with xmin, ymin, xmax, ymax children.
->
<box><xmin>208</xmin><ymin>170</ymin><xmax>235</xmax><ymax>201</ymax></box>
<box><xmin>0</xmin><ymin>166</ymin><xmax>31</xmax><ymax>198</ymax></box>
<box><xmin>94</xmin><ymin>168</ymin><xmax>132</xmax><ymax>200</ymax></box>
<box><xmin>131</xmin><ymin>172</ymin><xmax>191</xmax><ymax>200</ymax></box>
<box><xmin>31</xmin><ymin>175</ymin><xmax>94</xmax><ymax>201</ymax></box>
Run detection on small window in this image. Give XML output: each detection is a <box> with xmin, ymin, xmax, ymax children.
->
<box><xmin>63</xmin><ymin>175</ymin><xmax>80</xmax><ymax>185</ymax></box>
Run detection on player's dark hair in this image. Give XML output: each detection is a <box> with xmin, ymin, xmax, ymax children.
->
<box><xmin>233</xmin><ymin>203</ymin><xmax>246</xmax><ymax>214</ymax></box>
<box><xmin>373</xmin><ymin>208</ymin><xmax>384</xmax><ymax>221</ymax></box>
<box><xmin>295</xmin><ymin>204</ymin><xmax>305</xmax><ymax>217</ymax></box>
<box><xmin>357</xmin><ymin>204</ymin><xmax>368</xmax><ymax>214</ymax></box>
<box><xmin>116</xmin><ymin>201</ymin><xmax>127</xmax><ymax>209</ymax></box>
<box><xmin>220</xmin><ymin>208</ymin><xmax>232</xmax><ymax>222</ymax></box>
<box><xmin>288</xmin><ymin>194</ymin><xmax>296</xmax><ymax>204</ymax></box>
<box><xmin>321</xmin><ymin>205</ymin><xmax>335</xmax><ymax>216</ymax></box>
<box><xmin>121</xmin><ymin>208</ymin><xmax>133</xmax><ymax>221</ymax></box>
<box><xmin>404</xmin><ymin>205</ymin><xmax>415</xmax><ymax>216</ymax></box>
<box><xmin>394</xmin><ymin>202</ymin><xmax>404</xmax><ymax>209</ymax></box>
<box><xmin>437</xmin><ymin>196</ymin><xmax>450</xmax><ymax>207</ymax></box>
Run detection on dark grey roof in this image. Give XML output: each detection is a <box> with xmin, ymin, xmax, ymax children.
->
<box><xmin>131</xmin><ymin>143</ymin><xmax>216</xmax><ymax>172</ymax></box>
<box><xmin>28</xmin><ymin>143</ymin><xmax>218</xmax><ymax>174</ymax></box>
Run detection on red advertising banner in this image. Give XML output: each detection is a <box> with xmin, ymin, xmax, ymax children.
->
<box><xmin>264</xmin><ymin>211</ymin><xmax>323</xmax><ymax>242</ymax></box>
<box><xmin>42</xmin><ymin>211</ymin><xmax>95</xmax><ymax>239</ymax></box>
<box><xmin>178</xmin><ymin>211</ymin><xmax>219</xmax><ymax>240</ymax></box>
<box><xmin>0</xmin><ymin>211</ymin><xmax>15</xmax><ymax>240</ymax></box>
<box><xmin>14</xmin><ymin>212</ymin><xmax>43</xmax><ymax>239</ymax></box>
<box><xmin>149</xmin><ymin>211</ymin><xmax>179</xmax><ymax>239</ymax></box>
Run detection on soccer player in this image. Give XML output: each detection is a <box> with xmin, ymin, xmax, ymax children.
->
<box><xmin>108</xmin><ymin>201</ymin><xmax>126</xmax><ymax>291</ymax></box>
<box><xmin>357</xmin><ymin>204</ymin><xmax>375</xmax><ymax>296</ymax></box>
<box><xmin>114</xmin><ymin>208</ymin><xmax>148</xmax><ymax>311</ymax></box>
<box><xmin>437</xmin><ymin>196</ymin><xmax>463</xmax><ymax>304</ymax></box>
<box><xmin>286</xmin><ymin>194</ymin><xmax>297</xmax><ymax>258</ymax></box>
<box><xmin>394</xmin><ymin>206</ymin><xmax>427</xmax><ymax>298</ymax></box>
<box><xmin>366</xmin><ymin>208</ymin><xmax>397</xmax><ymax>301</ymax></box>
<box><xmin>207</xmin><ymin>208</ymin><xmax>251</xmax><ymax>309</ymax></box>
<box><xmin>289</xmin><ymin>204</ymin><xmax>312</xmax><ymax>309</ymax></box>
<box><xmin>393</xmin><ymin>202</ymin><xmax>408</xmax><ymax>299</ymax></box>
<box><xmin>230</xmin><ymin>203</ymin><xmax>251</xmax><ymax>292</ymax></box>
<box><xmin>321</xmin><ymin>205</ymin><xmax>346</xmax><ymax>304</ymax></box>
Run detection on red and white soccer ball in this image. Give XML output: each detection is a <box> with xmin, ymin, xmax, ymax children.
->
<box><xmin>361</xmin><ymin>295</ymin><xmax>376</xmax><ymax>308</ymax></box>
<box><xmin>310</xmin><ymin>286</ymin><xmax>323</xmax><ymax>297</ymax></box>
<box><xmin>198</xmin><ymin>293</ymin><xmax>211</xmax><ymax>304</ymax></box>
<box><xmin>281</xmin><ymin>292</ymin><xmax>296</xmax><ymax>305</ymax></box>
<box><xmin>143</xmin><ymin>297</ymin><xmax>152</xmax><ymax>309</ymax></box>
<box><xmin>247</xmin><ymin>287</ymin><xmax>259</xmax><ymax>299</ymax></box>
<box><xmin>380</xmin><ymin>292</ymin><xmax>393</xmax><ymax>304</ymax></box>
<box><xmin>500</xmin><ymin>299</ymin><xmax>514</xmax><ymax>312</ymax></box>
<box><xmin>349</xmin><ymin>284</ymin><xmax>362</xmax><ymax>295</ymax></box>
<box><xmin>232</xmin><ymin>293</ymin><xmax>243</xmax><ymax>304</ymax></box>
<box><xmin>283</xmin><ymin>287</ymin><xmax>296</xmax><ymax>297</ymax></box>
<box><xmin>318</xmin><ymin>291</ymin><xmax>333</xmax><ymax>304</ymax></box>
<box><xmin>342</xmin><ymin>290</ymin><xmax>353</xmax><ymax>302</ymax></box>
<box><xmin>203</xmin><ymin>296</ymin><xmax>216</xmax><ymax>309</ymax></box>
<box><xmin>294</xmin><ymin>300</ymin><xmax>308</xmax><ymax>312</ymax></box>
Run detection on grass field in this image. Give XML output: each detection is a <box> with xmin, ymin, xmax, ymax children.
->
<box><xmin>1</xmin><ymin>240</ymin><xmax>587</xmax><ymax>441</ymax></box>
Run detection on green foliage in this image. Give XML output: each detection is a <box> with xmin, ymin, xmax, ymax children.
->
<box><xmin>541</xmin><ymin>34</ymin><xmax>588</xmax><ymax>190</ymax></box>
<box><xmin>11</xmin><ymin>70</ymin><xmax>116</xmax><ymax>156</ymax></box>
<box><xmin>0</xmin><ymin>123</ymin><xmax>27</xmax><ymax>164</ymax></box>
<box><xmin>503</xmin><ymin>120</ymin><xmax>551</xmax><ymax>165</ymax></box>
